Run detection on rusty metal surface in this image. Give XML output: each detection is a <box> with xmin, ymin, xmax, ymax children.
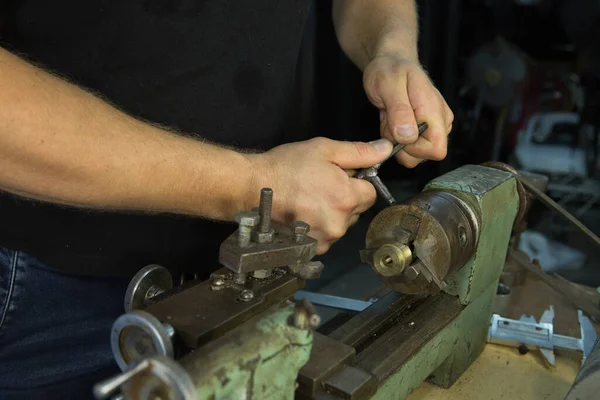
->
<box><xmin>355</xmin><ymin>293</ymin><xmax>463</xmax><ymax>382</ymax></box>
<box><xmin>177</xmin><ymin>302</ymin><xmax>314</xmax><ymax>400</ymax></box>
<box><xmin>482</xmin><ymin>161</ymin><xmax>527</xmax><ymax>226</ymax></box>
<box><xmin>297</xmin><ymin>333</ymin><xmax>355</xmax><ymax>398</ymax></box>
<box><xmin>219</xmin><ymin>222</ymin><xmax>317</xmax><ymax>274</ymax></box>
<box><xmin>144</xmin><ymin>267</ymin><xmax>304</xmax><ymax>349</ymax></box>
<box><xmin>364</xmin><ymin>191</ymin><xmax>479</xmax><ymax>294</ymax></box>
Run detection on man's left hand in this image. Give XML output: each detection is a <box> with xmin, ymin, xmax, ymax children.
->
<box><xmin>363</xmin><ymin>55</ymin><xmax>453</xmax><ymax>168</ymax></box>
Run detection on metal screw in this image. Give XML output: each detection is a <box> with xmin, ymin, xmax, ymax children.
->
<box><xmin>458</xmin><ymin>226</ymin><xmax>467</xmax><ymax>247</ymax></box>
<box><xmin>235</xmin><ymin>211</ymin><xmax>260</xmax><ymax>248</ymax></box>
<box><xmin>238</xmin><ymin>290</ymin><xmax>254</xmax><ymax>302</ymax></box>
<box><xmin>210</xmin><ymin>277</ymin><xmax>226</xmax><ymax>291</ymax></box>
<box><xmin>163</xmin><ymin>323</ymin><xmax>176</xmax><ymax>339</ymax></box>
<box><xmin>309</xmin><ymin>314</ymin><xmax>321</xmax><ymax>329</ymax></box>
<box><xmin>294</xmin><ymin>221</ymin><xmax>310</xmax><ymax>242</ymax></box>
<box><xmin>518</xmin><ymin>344</ymin><xmax>529</xmax><ymax>355</ymax></box>
<box><xmin>258</xmin><ymin>188</ymin><xmax>273</xmax><ymax>234</ymax></box>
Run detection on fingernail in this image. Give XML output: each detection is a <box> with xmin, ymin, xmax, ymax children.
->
<box><xmin>395</xmin><ymin>124</ymin><xmax>416</xmax><ymax>138</ymax></box>
<box><xmin>369</xmin><ymin>138</ymin><xmax>393</xmax><ymax>153</ymax></box>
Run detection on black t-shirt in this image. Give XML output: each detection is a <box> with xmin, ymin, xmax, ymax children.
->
<box><xmin>0</xmin><ymin>1</ymin><xmax>311</xmax><ymax>277</ymax></box>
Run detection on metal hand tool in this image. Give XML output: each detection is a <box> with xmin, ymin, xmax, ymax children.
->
<box><xmin>488</xmin><ymin>306</ymin><xmax>596</xmax><ymax>367</ymax></box>
<box><xmin>356</xmin><ymin>122</ymin><xmax>428</xmax><ymax>205</ymax></box>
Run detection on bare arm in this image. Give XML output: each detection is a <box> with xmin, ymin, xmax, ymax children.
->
<box><xmin>0</xmin><ymin>46</ymin><xmax>397</xmax><ymax>254</ymax></box>
<box><xmin>332</xmin><ymin>0</ymin><xmax>419</xmax><ymax>70</ymax></box>
<box><xmin>0</xmin><ymin>47</ymin><xmax>257</xmax><ymax>220</ymax></box>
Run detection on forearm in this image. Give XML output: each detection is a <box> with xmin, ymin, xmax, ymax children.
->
<box><xmin>333</xmin><ymin>0</ymin><xmax>419</xmax><ymax>70</ymax></box>
<box><xmin>0</xmin><ymin>47</ymin><xmax>257</xmax><ymax>220</ymax></box>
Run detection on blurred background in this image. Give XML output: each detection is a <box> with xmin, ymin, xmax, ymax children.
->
<box><xmin>293</xmin><ymin>0</ymin><xmax>600</xmax><ymax>321</ymax></box>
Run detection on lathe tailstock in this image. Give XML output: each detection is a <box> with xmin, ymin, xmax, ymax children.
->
<box><xmin>95</xmin><ymin>164</ymin><xmax>520</xmax><ymax>400</ymax></box>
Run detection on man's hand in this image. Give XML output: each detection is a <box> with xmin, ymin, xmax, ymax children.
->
<box><xmin>253</xmin><ymin>137</ymin><xmax>393</xmax><ymax>254</ymax></box>
<box><xmin>363</xmin><ymin>55</ymin><xmax>453</xmax><ymax>168</ymax></box>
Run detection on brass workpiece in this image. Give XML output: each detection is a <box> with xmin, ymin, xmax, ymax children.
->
<box><xmin>372</xmin><ymin>242</ymin><xmax>413</xmax><ymax>277</ymax></box>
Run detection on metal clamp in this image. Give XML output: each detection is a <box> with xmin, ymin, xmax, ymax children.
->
<box><xmin>219</xmin><ymin>188</ymin><xmax>319</xmax><ymax>278</ymax></box>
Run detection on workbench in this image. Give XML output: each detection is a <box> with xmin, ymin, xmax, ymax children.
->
<box><xmin>410</xmin><ymin>272</ymin><xmax>600</xmax><ymax>400</ymax></box>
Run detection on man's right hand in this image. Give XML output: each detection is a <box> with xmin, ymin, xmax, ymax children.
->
<box><xmin>251</xmin><ymin>137</ymin><xmax>393</xmax><ymax>254</ymax></box>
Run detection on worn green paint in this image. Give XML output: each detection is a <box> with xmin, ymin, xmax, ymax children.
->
<box><xmin>370</xmin><ymin>282</ymin><xmax>498</xmax><ymax>400</ymax></box>
<box><xmin>186</xmin><ymin>303</ymin><xmax>313</xmax><ymax>400</ymax></box>
<box><xmin>425</xmin><ymin>165</ymin><xmax>519</xmax><ymax>305</ymax></box>
<box><xmin>370</xmin><ymin>165</ymin><xmax>518</xmax><ymax>399</ymax></box>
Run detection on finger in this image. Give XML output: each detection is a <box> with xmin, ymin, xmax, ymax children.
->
<box><xmin>445</xmin><ymin>103</ymin><xmax>455</xmax><ymax>128</ymax></box>
<box><xmin>377</xmin><ymin>77</ymin><xmax>420</xmax><ymax>145</ymax></box>
<box><xmin>379</xmin><ymin>110</ymin><xmax>393</xmax><ymax>141</ymax></box>
<box><xmin>349</xmin><ymin>178</ymin><xmax>377</xmax><ymax>213</ymax></box>
<box><xmin>346</xmin><ymin>213</ymin><xmax>360</xmax><ymax>229</ymax></box>
<box><xmin>346</xmin><ymin>169</ymin><xmax>357</xmax><ymax>178</ymax></box>
<box><xmin>326</xmin><ymin>138</ymin><xmax>393</xmax><ymax>170</ymax></box>
<box><xmin>395</xmin><ymin>150</ymin><xmax>424</xmax><ymax>169</ymax></box>
<box><xmin>401</xmin><ymin>126</ymin><xmax>448</xmax><ymax>161</ymax></box>
<box><xmin>400</xmin><ymin>81</ymin><xmax>449</xmax><ymax>161</ymax></box>
<box><xmin>316</xmin><ymin>241</ymin><xmax>331</xmax><ymax>255</ymax></box>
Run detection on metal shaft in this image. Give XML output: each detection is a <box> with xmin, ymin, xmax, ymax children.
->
<box><xmin>386</xmin><ymin>122</ymin><xmax>430</xmax><ymax>162</ymax></box>
<box><xmin>518</xmin><ymin>176</ymin><xmax>600</xmax><ymax>249</ymax></box>
<box><xmin>368</xmin><ymin>175</ymin><xmax>397</xmax><ymax>205</ymax></box>
<box><xmin>355</xmin><ymin>122</ymin><xmax>428</xmax><ymax>205</ymax></box>
<box><xmin>93</xmin><ymin>360</ymin><xmax>150</xmax><ymax>399</ymax></box>
<box><xmin>258</xmin><ymin>188</ymin><xmax>273</xmax><ymax>233</ymax></box>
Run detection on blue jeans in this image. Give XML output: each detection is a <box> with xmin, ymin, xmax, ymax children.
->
<box><xmin>0</xmin><ymin>248</ymin><xmax>130</xmax><ymax>399</ymax></box>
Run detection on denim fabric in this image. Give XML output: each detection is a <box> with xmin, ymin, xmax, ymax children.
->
<box><xmin>0</xmin><ymin>248</ymin><xmax>130</xmax><ymax>399</ymax></box>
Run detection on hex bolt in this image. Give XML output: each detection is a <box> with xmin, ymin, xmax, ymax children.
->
<box><xmin>235</xmin><ymin>211</ymin><xmax>260</xmax><ymax>248</ymax></box>
<box><xmin>458</xmin><ymin>225</ymin><xmax>468</xmax><ymax>247</ymax></box>
<box><xmin>238</xmin><ymin>289</ymin><xmax>254</xmax><ymax>302</ymax></box>
<box><xmin>258</xmin><ymin>188</ymin><xmax>273</xmax><ymax>234</ymax></box>
<box><xmin>294</xmin><ymin>221</ymin><xmax>310</xmax><ymax>242</ymax></box>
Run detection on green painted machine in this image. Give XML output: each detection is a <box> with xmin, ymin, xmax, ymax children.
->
<box><xmin>94</xmin><ymin>164</ymin><xmax>520</xmax><ymax>400</ymax></box>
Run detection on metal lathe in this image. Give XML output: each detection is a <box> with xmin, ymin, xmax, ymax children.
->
<box><xmin>94</xmin><ymin>164</ymin><xmax>520</xmax><ymax>400</ymax></box>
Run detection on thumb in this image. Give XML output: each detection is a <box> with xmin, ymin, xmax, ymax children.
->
<box><xmin>328</xmin><ymin>139</ymin><xmax>393</xmax><ymax>169</ymax></box>
<box><xmin>382</xmin><ymin>85</ymin><xmax>419</xmax><ymax>145</ymax></box>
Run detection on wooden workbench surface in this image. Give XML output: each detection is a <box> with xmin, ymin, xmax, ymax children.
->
<box><xmin>409</xmin><ymin>273</ymin><xmax>600</xmax><ymax>400</ymax></box>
